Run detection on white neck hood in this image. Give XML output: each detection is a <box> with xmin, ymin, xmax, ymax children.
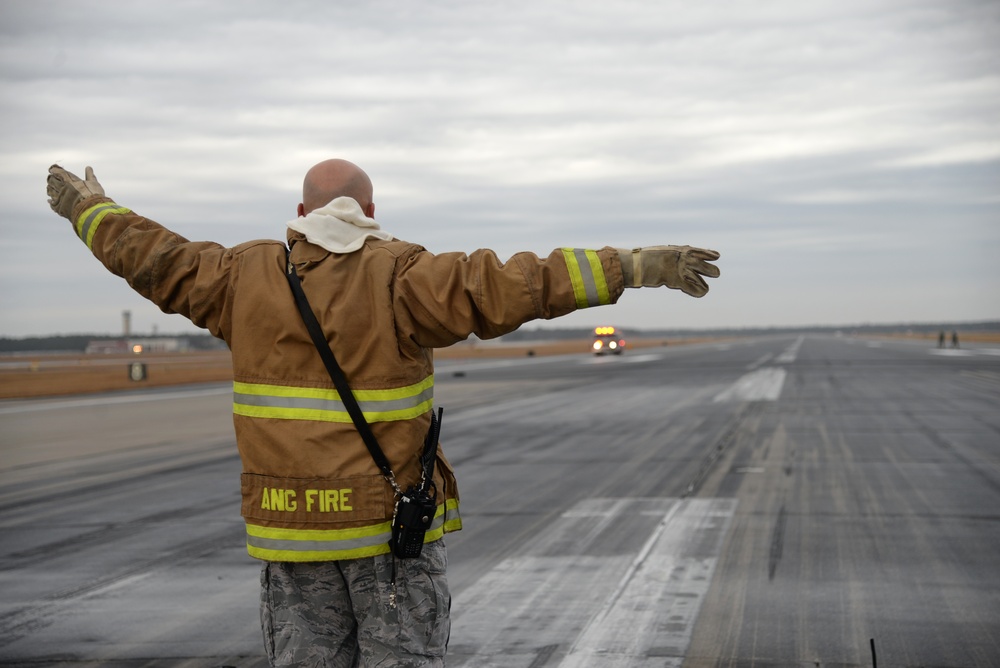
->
<box><xmin>286</xmin><ymin>196</ymin><xmax>393</xmax><ymax>253</ymax></box>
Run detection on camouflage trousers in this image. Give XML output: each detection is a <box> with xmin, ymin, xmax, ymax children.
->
<box><xmin>260</xmin><ymin>539</ymin><xmax>450</xmax><ymax>667</ymax></box>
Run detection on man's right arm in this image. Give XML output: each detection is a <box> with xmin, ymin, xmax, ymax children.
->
<box><xmin>48</xmin><ymin>165</ymin><xmax>235</xmax><ymax>341</ymax></box>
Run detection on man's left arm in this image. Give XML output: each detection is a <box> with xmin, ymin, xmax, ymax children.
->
<box><xmin>394</xmin><ymin>241</ymin><xmax>720</xmax><ymax>349</ymax></box>
<box><xmin>394</xmin><ymin>245</ymin><xmax>625</xmax><ymax>349</ymax></box>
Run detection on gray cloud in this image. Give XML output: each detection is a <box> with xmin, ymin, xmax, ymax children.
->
<box><xmin>1</xmin><ymin>0</ymin><xmax>998</xmax><ymax>336</ymax></box>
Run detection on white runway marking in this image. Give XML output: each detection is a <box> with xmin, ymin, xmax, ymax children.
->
<box><xmin>713</xmin><ymin>367</ymin><xmax>787</xmax><ymax>402</ymax></box>
<box><xmin>774</xmin><ymin>336</ymin><xmax>804</xmax><ymax>363</ymax></box>
<box><xmin>578</xmin><ymin>353</ymin><xmax>663</xmax><ymax>365</ymax></box>
<box><xmin>747</xmin><ymin>352</ymin><xmax>774</xmax><ymax>370</ymax></box>
<box><xmin>621</xmin><ymin>354</ymin><xmax>664</xmax><ymax>364</ymax></box>
<box><xmin>449</xmin><ymin>498</ymin><xmax>736</xmax><ymax>668</ymax></box>
<box><xmin>0</xmin><ymin>385</ymin><xmax>231</xmax><ymax>415</ymax></box>
<box><xmin>928</xmin><ymin>348</ymin><xmax>975</xmax><ymax>357</ymax></box>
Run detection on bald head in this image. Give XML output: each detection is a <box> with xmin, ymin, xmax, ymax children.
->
<box><xmin>299</xmin><ymin>159</ymin><xmax>374</xmax><ymax>217</ymax></box>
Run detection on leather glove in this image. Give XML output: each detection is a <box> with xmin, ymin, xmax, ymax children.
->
<box><xmin>47</xmin><ymin>164</ymin><xmax>105</xmax><ymax>220</ymax></box>
<box><xmin>617</xmin><ymin>246</ymin><xmax>721</xmax><ymax>297</ymax></box>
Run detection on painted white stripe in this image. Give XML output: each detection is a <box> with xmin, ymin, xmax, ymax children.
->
<box><xmin>775</xmin><ymin>335</ymin><xmax>804</xmax><ymax>363</ymax></box>
<box><xmin>436</xmin><ymin>354</ymin><xmax>578</xmax><ymax>375</ymax></box>
<box><xmin>559</xmin><ymin>499</ymin><xmax>736</xmax><ymax>668</ymax></box>
<box><xmin>747</xmin><ymin>352</ymin><xmax>774</xmax><ymax>370</ymax></box>
<box><xmin>713</xmin><ymin>367</ymin><xmax>787</xmax><ymax>402</ymax></box>
<box><xmin>928</xmin><ymin>348</ymin><xmax>975</xmax><ymax>357</ymax></box>
<box><xmin>0</xmin><ymin>385</ymin><xmax>230</xmax><ymax>415</ymax></box>
<box><xmin>448</xmin><ymin>498</ymin><xmax>736</xmax><ymax>668</ymax></box>
<box><xmin>622</xmin><ymin>354</ymin><xmax>663</xmax><ymax>364</ymax></box>
<box><xmin>579</xmin><ymin>353</ymin><xmax>663</xmax><ymax>365</ymax></box>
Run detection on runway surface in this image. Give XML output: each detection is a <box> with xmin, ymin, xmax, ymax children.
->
<box><xmin>1</xmin><ymin>334</ymin><xmax>998</xmax><ymax>667</ymax></box>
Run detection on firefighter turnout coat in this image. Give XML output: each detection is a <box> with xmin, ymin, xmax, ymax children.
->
<box><xmin>69</xmin><ymin>195</ymin><xmax>625</xmax><ymax>562</ymax></box>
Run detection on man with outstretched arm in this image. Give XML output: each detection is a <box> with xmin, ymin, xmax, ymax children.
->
<box><xmin>47</xmin><ymin>159</ymin><xmax>720</xmax><ymax>667</ymax></box>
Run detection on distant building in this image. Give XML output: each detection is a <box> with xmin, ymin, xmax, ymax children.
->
<box><xmin>85</xmin><ymin>337</ymin><xmax>188</xmax><ymax>354</ymax></box>
<box><xmin>85</xmin><ymin>339</ymin><xmax>130</xmax><ymax>354</ymax></box>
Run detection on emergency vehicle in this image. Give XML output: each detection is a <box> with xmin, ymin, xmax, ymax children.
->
<box><xmin>592</xmin><ymin>326</ymin><xmax>626</xmax><ymax>355</ymax></box>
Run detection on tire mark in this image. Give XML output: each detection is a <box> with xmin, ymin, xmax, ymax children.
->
<box><xmin>0</xmin><ymin>450</ymin><xmax>240</xmax><ymax>513</ymax></box>
<box><xmin>684</xmin><ymin>402</ymin><xmax>764</xmax><ymax>498</ymax></box>
<box><xmin>768</xmin><ymin>504</ymin><xmax>787</xmax><ymax>581</ymax></box>
<box><xmin>0</xmin><ymin>523</ymin><xmax>246</xmax><ymax>649</ymax></box>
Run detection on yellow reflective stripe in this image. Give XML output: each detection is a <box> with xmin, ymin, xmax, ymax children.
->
<box><xmin>561</xmin><ymin>248</ymin><xmax>611</xmax><ymax>308</ymax></box>
<box><xmin>75</xmin><ymin>202</ymin><xmax>131</xmax><ymax>249</ymax></box>
<box><xmin>585</xmin><ymin>251</ymin><xmax>611</xmax><ymax>305</ymax></box>
<box><xmin>236</xmin><ymin>375</ymin><xmax>433</xmax><ymax>401</ymax></box>
<box><xmin>233</xmin><ymin>376</ymin><xmax>434</xmax><ymax>424</ymax></box>
<box><xmin>245</xmin><ymin>498</ymin><xmax>462</xmax><ymax>562</ymax></box>
<box><xmin>432</xmin><ymin>497</ymin><xmax>463</xmax><ymax>537</ymax></box>
<box><xmin>246</xmin><ymin>520</ymin><xmax>393</xmax><ymax>561</ymax></box>
<box><xmin>562</xmin><ymin>248</ymin><xmax>587</xmax><ymax>308</ymax></box>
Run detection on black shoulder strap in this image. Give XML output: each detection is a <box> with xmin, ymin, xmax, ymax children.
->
<box><xmin>283</xmin><ymin>249</ymin><xmax>439</xmax><ymax>490</ymax></box>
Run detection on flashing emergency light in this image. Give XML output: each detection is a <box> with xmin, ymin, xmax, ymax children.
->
<box><xmin>594</xmin><ymin>326</ymin><xmax>616</xmax><ymax>335</ymax></box>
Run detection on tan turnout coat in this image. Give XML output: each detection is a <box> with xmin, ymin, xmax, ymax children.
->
<box><xmin>69</xmin><ymin>195</ymin><xmax>625</xmax><ymax>561</ymax></box>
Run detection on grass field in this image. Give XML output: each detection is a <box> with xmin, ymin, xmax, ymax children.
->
<box><xmin>6</xmin><ymin>331</ymin><xmax>993</xmax><ymax>400</ymax></box>
<box><xmin>0</xmin><ymin>337</ymin><xmax>693</xmax><ymax>400</ymax></box>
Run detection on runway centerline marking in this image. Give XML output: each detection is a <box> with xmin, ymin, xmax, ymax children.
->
<box><xmin>747</xmin><ymin>352</ymin><xmax>774</xmax><ymax>370</ymax></box>
<box><xmin>775</xmin><ymin>335</ymin><xmax>804</xmax><ymax>363</ymax></box>
<box><xmin>713</xmin><ymin>367</ymin><xmax>787</xmax><ymax>402</ymax></box>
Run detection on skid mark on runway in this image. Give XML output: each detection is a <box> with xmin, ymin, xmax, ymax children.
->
<box><xmin>448</xmin><ymin>498</ymin><xmax>736</xmax><ymax>668</ymax></box>
<box><xmin>768</xmin><ymin>504</ymin><xmax>787</xmax><ymax>580</ymax></box>
<box><xmin>713</xmin><ymin>367</ymin><xmax>786</xmax><ymax>402</ymax></box>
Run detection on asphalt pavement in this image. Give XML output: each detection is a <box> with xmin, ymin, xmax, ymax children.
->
<box><xmin>1</xmin><ymin>334</ymin><xmax>998</xmax><ymax>667</ymax></box>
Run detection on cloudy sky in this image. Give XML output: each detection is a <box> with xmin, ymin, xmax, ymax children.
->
<box><xmin>2</xmin><ymin>0</ymin><xmax>998</xmax><ymax>338</ymax></box>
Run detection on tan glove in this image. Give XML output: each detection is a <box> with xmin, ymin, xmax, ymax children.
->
<box><xmin>47</xmin><ymin>164</ymin><xmax>105</xmax><ymax>220</ymax></box>
<box><xmin>618</xmin><ymin>246</ymin><xmax>721</xmax><ymax>297</ymax></box>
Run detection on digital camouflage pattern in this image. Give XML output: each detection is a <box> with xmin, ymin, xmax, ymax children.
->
<box><xmin>260</xmin><ymin>539</ymin><xmax>450</xmax><ymax>667</ymax></box>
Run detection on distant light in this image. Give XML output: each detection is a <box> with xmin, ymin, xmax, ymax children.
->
<box><xmin>132</xmin><ymin>344</ymin><xmax>143</xmax><ymax>354</ymax></box>
<box><xmin>594</xmin><ymin>326</ymin><xmax>617</xmax><ymax>335</ymax></box>
<box><xmin>593</xmin><ymin>341</ymin><xmax>603</xmax><ymax>350</ymax></box>
<box><xmin>609</xmin><ymin>341</ymin><xmax>617</xmax><ymax>349</ymax></box>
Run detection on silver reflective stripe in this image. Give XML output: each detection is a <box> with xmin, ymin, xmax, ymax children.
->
<box><xmin>79</xmin><ymin>204</ymin><xmax>109</xmax><ymax>240</ymax></box>
<box><xmin>247</xmin><ymin>513</ymin><xmax>448</xmax><ymax>553</ymax></box>
<box><xmin>570</xmin><ymin>248</ymin><xmax>601</xmax><ymax>306</ymax></box>
<box><xmin>247</xmin><ymin>528</ymin><xmax>389</xmax><ymax>554</ymax></box>
<box><xmin>562</xmin><ymin>248</ymin><xmax>612</xmax><ymax>308</ymax></box>
<box><xmin>75</xmin><ymin>202</ymin><xmax>130</xmax><ymax>249</ymax></box>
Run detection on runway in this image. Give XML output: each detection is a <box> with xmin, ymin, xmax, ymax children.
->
<box><xmin>1</xmin><ymin>334</ymin><xmax>998</xmax><ymax>666</ymax></box>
